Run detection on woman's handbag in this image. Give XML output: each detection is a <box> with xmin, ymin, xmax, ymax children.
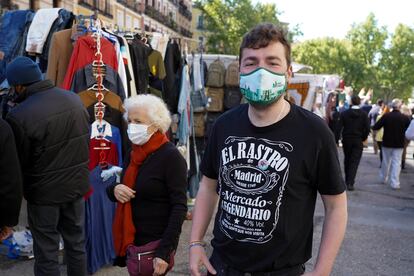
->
<box><xmin>126</xmin><ymin>239</ymin><xmax>175</xmax><ymax>276</ymax></box>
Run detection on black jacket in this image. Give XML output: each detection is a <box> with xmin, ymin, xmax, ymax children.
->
<box><xmin>6</xmin><ymin>80</ymin><xmax>90</xmax><ymax>205</ymax></box>
<box><xmin>339</xmin><ymin>107</ymin><xmax>370</xmax><ymax>140</ymax></box>
<box><xmin>0</xmin><ymin>118</ymin><xmax>23</xmax><ymax>227</ymax></box>
<box><xmin>107</xmin><ymin>142</ymin><xmax>188</xmax><ymax>264</ymax></box>
<box><xmin>373</xmin><ymin>110</ymin><xmax>411</xmax><ymax>148</ymax></box>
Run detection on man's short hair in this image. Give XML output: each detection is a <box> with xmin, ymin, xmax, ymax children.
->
<box><xmin>377</xmin><ymin>99</ymin><xmax>384</xmax><ymax>106</ymax></box>
<box><xmin>351</xmin><ymin>95</ymin><xmax>361</xmax><ymax>106</ymax></box>
<box><xmin>239</xmin><ymin>23</ymin><xmax>291</xmax><ymax>66</ymax></box>
<box><xmin>391</xmin><ymin>98</ymin><xmax>402</xmax><ymax>110</ymax></box>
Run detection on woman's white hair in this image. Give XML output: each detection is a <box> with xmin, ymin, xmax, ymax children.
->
<box><xmin>123</xmin><ymin>94</ymin><xmax>171</xmax><ymax>133</ymax></box>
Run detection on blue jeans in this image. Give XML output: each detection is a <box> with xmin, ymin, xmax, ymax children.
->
<box><xmin>0</xmin><ymin>10</ymin><xmax>34</xmax><ymax>83</ymax></box>
<box><xmin>380</xmin><ymin>147</ymin><xmax>403</xmax><ymax>188</ymax></box>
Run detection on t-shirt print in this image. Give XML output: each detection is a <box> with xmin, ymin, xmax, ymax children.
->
<box><xmin>218</xmin><ymin>135</ymin><xmax>293</xmax><ymax>244</ymax></box>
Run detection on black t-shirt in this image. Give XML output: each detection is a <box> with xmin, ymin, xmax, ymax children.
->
<box><xmin>200</xmin><ymin>102</ymin><xmax>345</xmax><ymax>272</ymax></box>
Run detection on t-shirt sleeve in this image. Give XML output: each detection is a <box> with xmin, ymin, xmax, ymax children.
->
<box><xmin>313</xmin><ymin>125</ymin><xmax>346</xmax><ymax>195</ymax></box>
<box><xmin>200</xmin><ymin>122</ymin><xmax>219</xmax><ymax>179</ymax></box>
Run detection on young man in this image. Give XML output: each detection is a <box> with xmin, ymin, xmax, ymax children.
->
<box><xmin>5</xmin><ymin>57</ymin><xmax>90</xmax><ymax>276</ymax></box>
<box><xmin>189</xmin><ymin>23</ymin><xmax>347</xmax><ymax>276</ymax></box>
<box><xmin>339</xmin><ymin>95</ymin><xmax>370</xmax><ymax>191</ymax></box>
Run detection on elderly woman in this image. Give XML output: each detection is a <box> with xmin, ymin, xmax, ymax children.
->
<box><xmin>107</xmin><ymin>94</ymin><xmax>187</xmax><ymax>276</ymax></box>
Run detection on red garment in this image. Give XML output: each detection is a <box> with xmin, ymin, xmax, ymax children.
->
<box><xmin>112</xmin><ymin>132</ymin><xmax>169</xmax><ymax>257</ymax></box>
<box><xmin>85</xmin><ymin>138</ymin><xmax>119</xmax><ymax>199</ymax></box>
<box><xmin>61</xmin><ymin>35</ymin><xmax>118</xmax><ymax>90</ymax></box>
<box><xmin>88</xmin><ymin>138</ymin><xmax>119</xmax><ymax>171</ymax></box>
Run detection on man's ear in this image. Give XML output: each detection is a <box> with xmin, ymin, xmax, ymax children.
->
<box><xmin>286</xmin><ymin>65</ymin><xmax>293</xmax><ymax>83</ymax></box>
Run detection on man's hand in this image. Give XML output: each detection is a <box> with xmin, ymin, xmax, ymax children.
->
<box><xmin>114</xmin><ymin>184</ymin><xmax>135</xmax><ymax>203</ymax></box>
<box><xmin>189</xmin><ymin>245</ymin><xmax>216</xmax><ymax>276</ymax></box>
<box><xmin>153</xmin><ymin>257</ymin><xmax>169</xmax><ymax>276</ymax></box>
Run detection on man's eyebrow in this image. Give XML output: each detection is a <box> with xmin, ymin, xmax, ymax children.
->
<box><xmin>242</xmin><ymin>56</ymin><xmax>259</xmax><ymax>62</ymax></box>
<box><xmin>266</xmin><ymin>56</ymin><xmax>282</xmax><ymax>61</ymax></box>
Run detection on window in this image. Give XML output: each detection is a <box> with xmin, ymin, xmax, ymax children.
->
<box><xmin>126</xmin><ymin>15</ymin><xmax>132</xmax><ymax>29</ymax></box>
<box><xmin>197</xmin><ymin>15</ymin><xmax>204</xmax><ymax>29</ymax></box>
<box><xmin>117</xmin><ymin>10</ymin><xmax>124</xmax><ymax>28</ymax></box>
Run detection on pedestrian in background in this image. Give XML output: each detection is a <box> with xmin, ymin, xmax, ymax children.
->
<box><xmin>373</xmin><ymin>99</ymin><xmax>411</xmax><ymax>190</ymax></box>
<box><xmin>400</xmin><ymin>105</ymin><xmax>412</xmax><ymax>169</ymax></box>
<box><xmin>369</xmin><ymin>99</ymin><xmax>384</xmax><ymax>154</ymax></box>
<box><xmin>0</xmin><ymin>117</ymin><xmax>23</xmax><ymax>241</ymax></box>
<box><xmin>5</xmin><ymin>57</ymin><xmax>90</xmax><ymax>276</ymax></box>
<box><xmin>375</xmin><ymin>105</ymin><xmax>390</xmax><ymax>166</ymax></box>
<box><xmin>339</xmin><ymin>95</ymin><xmax>370</xmax><ymax>191</ymax></box>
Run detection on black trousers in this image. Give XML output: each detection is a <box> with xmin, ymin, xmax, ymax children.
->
<box><xmin>28</xmin><ymin>198</ymin><xmax>86</xmax><ymax>276</ymax></box>
<box><xmin>342</xmin><ymin>138</ymin><xmax>364</xmax><ymax>187</ymax></box>
<box><xmin>207</xmin><ymin>251</ymin><xmax>305</xmax><ymax>276</ymax></box>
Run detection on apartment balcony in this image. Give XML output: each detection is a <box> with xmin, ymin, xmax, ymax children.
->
<box><xmin>145</xmin><ymin>5</ymin><xmax>179</xmax><ymax>32</ymax></box>
<box><xmin>117</xmin><ymin>0</ymin><xmax>143</xmax><ymax>14</ymax></box>
<box><xmin>169</xmin><ymin>0</ymin><xmax>179</xmax><ymax>7</ymax></box>
<box><xmin>180</xmin><ymin>27</ymin><xmax>193</xmax><ymax>38</ymax></box>
<box><xmin>178</xmin><ymin>4</ymin><xmax>192</xmax><ymax>21</ymax></box>
<box><xmin>78</xmin><ymin>0</ymin><xmax>113</xmax><ymax>18</ymax></box>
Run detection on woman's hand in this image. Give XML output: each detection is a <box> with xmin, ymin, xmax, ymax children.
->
<box><xmin>153</xmin><ymin>257</ymin><xmax>169</xmax><ymax>276</ymax></box>
<box><xmin>114</xmin><ymin>184</ymin><xmax>135</xmax><ymax>203</ymax></box>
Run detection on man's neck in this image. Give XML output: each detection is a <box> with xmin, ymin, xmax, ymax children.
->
<box><xmin>248</xmin><ymin>97</ymin><xmax>290</xmax><ymax>127</ymax></box>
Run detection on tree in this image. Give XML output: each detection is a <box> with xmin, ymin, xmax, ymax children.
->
<box><xmin>292</xmin><ymin>38</ymin><xmax>351</xmax><ymax>76</ymax></box>
<box><xmin>346</xmin><ymin>13</ymin><xmax>388</xmax><ymax>95</ymax></box>
<box><xmin>195</xmin><ymin>0</ymin><xmax>296</xmax><ymax>55</ymax></box>
<box><xmin>377</xmin><ymin>24</ymin><xmax>414</xmax><ymax>100</ymax></box>
<box><xmin>292</xmin><ymin>13</ymin><xmax>414</xmax><ymax>101</ymax></box>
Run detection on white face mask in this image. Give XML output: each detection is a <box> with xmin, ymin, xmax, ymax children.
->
<box><xmin>127</xmin><ymin>123</ymin><xmax>153</xmax><ymax>145</ymax></box>
<box><xmin>239</xmin><ymin>67</ymin><xmax>287</xmax><ymax>105</ymax></box>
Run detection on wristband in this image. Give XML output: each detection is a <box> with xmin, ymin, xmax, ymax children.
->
<box><xmin>189</xmin><ymin>240</ymin><xmax>206</xmax><ymax>250</ymax></box>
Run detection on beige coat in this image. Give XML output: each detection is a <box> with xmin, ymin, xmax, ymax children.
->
<box><xmin>46</xmin><ymin>28</ymin><xmax>74</xmax><ymax>87</ymax></box>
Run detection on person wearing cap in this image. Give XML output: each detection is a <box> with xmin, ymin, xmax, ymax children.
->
<box><xmin>5</xmin><ymin>56</ymin><xmax>90</xmax><ymax>276</ymax></box>
<box><xmin>373</xmin><ymin>99</ymin><xmax>411</xmax><ymax>190</ymax></box>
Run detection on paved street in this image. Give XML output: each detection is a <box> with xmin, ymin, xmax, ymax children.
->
<box><xmin>1</xmin><ymin>141</ymin><xmax>414</xmax><ymax>276</ymax></box>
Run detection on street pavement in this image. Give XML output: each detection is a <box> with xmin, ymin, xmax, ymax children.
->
<box><xmin>1</xmin><ymin>141</ymin><xmax>414</xmax><ymax>276</ymax></box>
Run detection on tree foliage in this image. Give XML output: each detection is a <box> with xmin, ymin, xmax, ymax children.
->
<box><xmin>293</xmin><ymin>13</ymin><xmax>414</xmax><ymax>101</ymax></box>
<box><xmin>195</xmin><ymin>0</ymin><xmax>299</xmax><ymax>55</ymax></box>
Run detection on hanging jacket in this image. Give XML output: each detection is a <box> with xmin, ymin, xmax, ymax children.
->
<box><xmin>129</xmin><ymin>37</ymin><xmax>152</xmax><ymax>94</ymax></box>
<box><xmin>62</xmin><ymin>35</ymin><xmax>118</xmax><ymax>91</ymax></box>
<box><xmin>6</xmin><ymin>80</ymin><xmax>90</xmax><ymax>205</ymax></box>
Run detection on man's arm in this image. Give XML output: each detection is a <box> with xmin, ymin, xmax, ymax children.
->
<box><xmin>189</xmin><ymin>175</ymin><xmax>219</xmax><ymax>276</ymax></box>
<box><xmin>372</xmin><ymin>115</ymin><xmax>384</xmax><ymax>131</ymax></box>
<box><xmin>307</xmin><ymin>192</ymin><xmax>348</xmax><ymax>276</ymax></box>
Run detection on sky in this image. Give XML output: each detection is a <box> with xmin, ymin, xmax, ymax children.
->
<box><xmin>255</xmin><ymin>0</ymin><xmax>414</xmax><ymax>41</ymax></box>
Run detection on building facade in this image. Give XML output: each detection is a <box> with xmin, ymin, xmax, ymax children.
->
<box><xmin>1</xmin><ymin>0</ymin><xmax>194</xmax><ymax>40</ymax></box>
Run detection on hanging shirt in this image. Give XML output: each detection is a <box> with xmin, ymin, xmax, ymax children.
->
<box><xmin>85</xmin><ymin>165</ymin><xmax>117</xmax><ymax>274</ymax></box>
<box><xmin>148</xmin><ymin>49</ymin><xmax>167</xmax><ymax>98</ymax></box>
<box><xmin>26</xmin><ymin>8</ymin><xmax>61</xmax><ymax>54</ymax></box>
<box><xmin>177</xmin><ymin>65</ymin><xmax>192</xmax><ymax>145</ymax></box>
<box><xmin>88</xmin><ymin>138</ymin><xmax>119</xmax><ymax>171</ymax></box>
<box><xmin>62</xmin><ymin>35</ymin><xmax>118</xmax><ymax>91</ymax></box>
<box><xmin>90</xmin><ymin>120</ymin><xmax>123</xmax><ymax>166</ymax></box>
<box><xmin>121</xmin><ymin>36</ymin><xmax>137</xmax><ymax>97</ymax></box>
<box><xmin>192</xmin><ymin>55</ymin><xmax>203</xmax><ymax>92</ymax></box>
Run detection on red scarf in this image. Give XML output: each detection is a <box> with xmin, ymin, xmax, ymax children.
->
<box><xmin>112</xmin><ymin>131</ymin><xmax>169</xmax><ymax>256</ymax></box>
